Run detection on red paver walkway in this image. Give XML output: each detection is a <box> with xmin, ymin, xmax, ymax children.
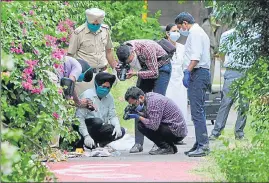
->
<box><xmin>47</xmin><ymin>161</ymin><xmax>203</xmax><ymax>182</ymax></box>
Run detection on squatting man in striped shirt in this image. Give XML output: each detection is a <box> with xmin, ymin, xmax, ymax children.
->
<box><xmin>124</xmin><ymin>86</ymin><xmax>188</xmax><ymax>155</ymax></box>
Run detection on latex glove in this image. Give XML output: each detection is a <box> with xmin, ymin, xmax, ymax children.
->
<box><xmin>128</xmin><ymin>114</ymin><xmax>140</xmax><ymax>120</ymax></box>
<box><xmin>112</xmin><ymin>125</ymin><xmax>122</xmax><ymax>139</ymax></box>
<box><xmin>84</xmin><ymin>135</ymin><xmax>95</xmax><ymax>148</ymax></box>
<box><xmin>182</xmin><ymin>69</ymin><xmax>191</xmax><ymax>88</ymax></box>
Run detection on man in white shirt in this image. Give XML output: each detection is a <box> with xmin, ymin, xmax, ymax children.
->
<box><xmin>175</xmin><ymin>12</ymin><xmax>211</xmax><ymax>157</ymax></box>
<box><xmin>74</xmin><ymin>72</ymin><xmax>125</xmax><ymax>149</ymax></box>
<box><xmin>209</xmin><ymin>28</ymin><xmax>249</xmax><ymax>140</ymax></box>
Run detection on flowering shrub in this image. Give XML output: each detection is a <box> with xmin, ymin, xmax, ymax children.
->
<box><xmin>1</xmin><ymin>1</ymin><xmax>162</xmax><ymax>181</ymax></box>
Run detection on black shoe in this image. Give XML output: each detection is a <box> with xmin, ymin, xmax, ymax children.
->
<box><xmin>188</xmin><ymin>148</ymin><xmax>210</xmax><ymax>157</ymax></box>
<box><xmin>235</xmin><ymin>135</ymin><xmax>245</xmax><ymax>140</ymax></box>
<box><xmin>174</xmin><ymin>140</ymin><xmax>185</xmax><ymax>145</ymax></box>
<box><xmin>209</xmin><ymin>134</ymin><xmax>219</xmax><ymax>141</ymax></box>
<box><xmin>149</xmin><ymin>146</ymin><xmax>174</xmax><ymax>155</ymax></box>
<box><xmin>129</xmin><ymin>143</ymin><xmax>143</xmax><ymax>153</ymax></box>
<box><xmin>171</xmin><ymin>144</ymin><xmax>178</xmax><ymax>154</ymax></box>
<box><xmin>184</xmin><ymin>143</ymin><xmax>198</xmax><ymax>155</ymax></box>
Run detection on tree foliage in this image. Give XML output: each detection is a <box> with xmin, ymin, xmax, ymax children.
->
<box><xmin>1</xmin><ymin>1</ymin><xmax>162</xmax><ymax>181</ymax></box>
<box><xmin>210</xmin><ymin>0</ymin><xmax>269</xmax><ymax>182</ymax></box>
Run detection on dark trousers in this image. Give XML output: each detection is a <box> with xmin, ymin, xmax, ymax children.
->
<box><xmin>211</xmin><ymin>69</ymin><xmax>248</xmax><ymax>138</ymax></box>
<box><xmin>188</xmin><ymin>68</ymin><xmax>211</xmax><ymax>148</ymax></box>
<box><xmin>138</xmin><ymin>122</ymin><xmax>184</xmax><ymax>148</ymax></box>
<box><xmin>72</xmin><ymin>118</ymin><xmax>125</xmax><ymax>149</ymax></box>
<box><xmin>135</xmin><ymin>63</ymin><xmax>172</xmax><ymax>145</ymax></box>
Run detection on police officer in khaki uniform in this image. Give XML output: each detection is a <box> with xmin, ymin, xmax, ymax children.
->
<box><xmin>68</xmin><ymin>8</ymin><xmax>118</xmax><ymax>95</ymax></box>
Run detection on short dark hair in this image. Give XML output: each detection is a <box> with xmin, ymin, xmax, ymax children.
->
<box><xmin>175</xmin><ymin>12</ymin><xmax>195</xmax><ymax>25</ymax></box>
<box><xmin>84</xmin><ymin>69</ymin><xmax>93</xmax><ymax>82</ymax></box>
<box><xmin>116</xmin><ymin>44</ymin><xmax>131</xmax><ymax>64</ymax></box>
<box><xmin>125</xmin><ymin>86</ymin><xmax>145</xmax><ymax>101</ymax></box>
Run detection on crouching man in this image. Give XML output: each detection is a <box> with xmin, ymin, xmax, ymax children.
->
<box><xmin>74</xmin><ymin>72</ymin><xmax>125</xmax><ymax>149</ymax></box>
<box><xmin>124</xmin><ymin>86</ymin><xmax>188</xmax><ymax>155</ymax></box>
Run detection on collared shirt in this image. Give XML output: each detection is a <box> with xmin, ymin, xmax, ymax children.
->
<box><xmin>59</xmin><ymin>56</ymin><xmax>82</xmax><ymax>80</ymax></box>
<box><xmin>183</xmin><ymin>23</ymin><xmax>211</xmax><ymax>70</ymax></box>
<box><xmin>68</xmin><ymin>23</ymin><xmax>113</xmax><ymax>69</ymax></box>
<box><xmin>142</xmin><ymin>92</ymin><xmax>188</xmax><ymax>138</ymax></box>
<box><xmin>220</xmin><ymin>28</ymin><xmax>258</xmax><ymax>69</ymax></box>
<box><xmin>75</xmin><ymin>88</ymin><xmax>119</xmax><ymax>137</ymax></box>
<box><xmin>125</xmin><ymin>40</ymin><xmax>168</xmax><ymax>79</ymax></box>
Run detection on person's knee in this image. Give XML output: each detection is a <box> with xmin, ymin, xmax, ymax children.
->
<box><xmin>85</xmin><ymin>118</ymin><xmax>104</xmax><ymax>128</ymax></box>
<box><xmin>121</xmin><ymin>127</ymin><xmax>126</xmax><ymax>138</ymax></box>
<box><xmin>137</xmin><ymin>121</ymin><xmax>146</xmax><ymax>133</ymax></box>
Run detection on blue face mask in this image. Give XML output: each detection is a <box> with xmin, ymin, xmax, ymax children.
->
<box><xmin>95</xmin><ymin>83</ymin><xmax>110</xmax><ymax>98</ymax></box>
<box><xmin>179</xmin><ymin>28</ymin><xmax>189</xmax><ymax>37</ymax></box>
<box><xmin>77</xmin><ymin>68</ymin><xmax>91</xmax><ymax>82</ymax></box>
<box><xmin>87</xmin><ymin>22</ymin><xmax>101</xmax><ymax>32</ymax></box>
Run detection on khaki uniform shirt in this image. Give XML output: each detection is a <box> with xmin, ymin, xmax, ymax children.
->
<box><xmin>68</xmin><ymin>23</ymin><xmax>113</xmax><ymax>69</ymax></box>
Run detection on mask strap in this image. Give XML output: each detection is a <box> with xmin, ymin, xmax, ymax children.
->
<box><xmin>83</xmin><ymin>67</ymin><xmax>92</xmax><ymax>75</ymax></box>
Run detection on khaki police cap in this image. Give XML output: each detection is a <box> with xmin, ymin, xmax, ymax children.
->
<box><xmin>85</xmin><ymin>8</ymin><xmax>105</xmax><ymax>24</ymax></box>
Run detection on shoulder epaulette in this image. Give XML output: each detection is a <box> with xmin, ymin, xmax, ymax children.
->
<box><xmin>74</xmin><ymin>24</ymin><xmax>86</xmax><ymax>35</ymax></box>
<box><xmin>101</xmin><ymin>24</ymin><xmax>110</xmax><ymax>29</ymax></box>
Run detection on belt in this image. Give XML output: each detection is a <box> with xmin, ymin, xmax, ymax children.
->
<box><xmin>193</xmin><ymin>67</ymin><xmax>209</xmax><ymax>71</ymax></box>
<box><xmin>92</xmin><ymin>66</ymin><xmax>107</xmax><ymax>73</ymax></box>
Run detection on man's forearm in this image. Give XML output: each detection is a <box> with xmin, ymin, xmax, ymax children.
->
<box><xmin>106</xmin><ymin>49</ymin><xmax>117</xmax><ymax>69</ymax></box>
<box><xmin>187</xmin><ymin>60</ymin><xmax>199</xmax><ymax>71</ymax></box>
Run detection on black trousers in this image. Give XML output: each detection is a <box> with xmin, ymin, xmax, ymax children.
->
<box><xmin>138</xmin><ymin>122</ymin><xmax>184</xmax><ymax>149</ymax></box>
<box><xmin>72</xmin><ymin>118</ymin><xmax>125</xmax><ymax>149</ymax></box>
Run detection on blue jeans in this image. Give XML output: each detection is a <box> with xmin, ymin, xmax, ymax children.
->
<box><xmin>135</xmin><ymin>63</ymin><xmax>172</xmax><ymax>144</ymax></box>
<box><xmin>188</xmin><ymin>68</ymin><xmax>210</xmax><ymax>148</ymax></box>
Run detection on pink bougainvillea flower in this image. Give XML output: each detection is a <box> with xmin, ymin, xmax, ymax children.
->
<box><xmin>38</xmin><ymin>80</ymin><xmax>44</xmax><ymax>91</ymax></box>
<box><xmin>25</xmin><ymin>60</ymin><xmax>39</xmax><ymax>67</ymax></box>
<box><xmin>29</xmin><ymin>10</ymin><xmax>34</xmax><ymax>15</ymax></box>
<box><xmin>22</xmin><ymin>81</ymin><xmax>33</xmax><ymax>91</ymax></box>
<box><xmin>60</xmin><ymin>37</ymin><xmax>67</xmax><ymax>42</ymax></box>
<box><xmin>51</xmin><ymin>48</ymin><xmax>66</xmax><ymax>60</ymax></box>
<box><xmin>52</xmin><ymin>112</ymin><xmax>59</xmax><ymax>119</ymax></box>
<box><xmin>22</xmin><ymin>28</ymin><xmax>27</xmax><ymax>35</ymax></box>
<box><xmin>44</xmin><ymin>35</ymin><xmax>57</xmax><ymax>47</ymax></box>
<box><xmin>64</xmin><ymin>1</ymin><xmax>69</xmax><ymax>6</ymax></box>
<box><xmin>58</xmin><ymin>88</ymin><xmax>63</xmax><ymax>95</ymax></box>
<box><xmin>33</xmin><ymin>49</ymin><xmax>39</xmax><ymax>55</ymax></box>
<box><xmin>19</xmin><ymin>21</ymin><xmax>24</xmax><ymax>25</ymax></box>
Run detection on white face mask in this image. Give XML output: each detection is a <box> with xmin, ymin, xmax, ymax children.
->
<box><xmin>129</xmin><ymin>53</ymin><xmax>142</xmax><ymax>71</ymax></box>
<box><xmin>169</xmin><ymin>31</ymin><xmax>181</xmax><ymax>42</ymax></box>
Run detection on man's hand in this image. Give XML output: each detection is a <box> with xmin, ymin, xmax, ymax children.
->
<box><xmin>112</xmin><ymin>125</ymin><xmax>122</xmax><ymax>139</ymax></box>
<box><xmin>126</xmin><ymin>71</ymin><xmax>137</xmax><ymax>79</ymax></box>
<box><xmin>128</xmin><ymin>114</ymin><xmax>140</xmax><ymax>119</ymax></box>
<box><xmin>182</xmin><ymin>69</ymin><xmax>191</xmax><ymax>88</ymax></box>
<box><xmin>84</xmin><ymin>135</ymin><xmax>95</xmax><ymax>148</ymax></box>
<box><xmin>79</xmin><ymin>98</ymin><xmax>88</xmax><ymax>107</ymax></box>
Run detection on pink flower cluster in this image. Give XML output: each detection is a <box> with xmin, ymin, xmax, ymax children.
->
<box><xmin>44</xmin><ymin>35</ymin><xmax>57</xmax><ymax>47</ymax></box>
<box><xmin>57</xmin><ymin>19</ymin><xmax>75</xmax><ymax>46</ymax></box>
<box><xmin>52</xmin><ymin>112</ymin><xmax>59</xmax><ymax>119</ymax></box>
<box><xmin>57</xmin><ymin>19</ymin><xmax>74</xmax><ymax>32</ymax></box>
<box><xmin>51</xmin><ymin>48</ymin><xmax>66</xmax><ymax>60</ymax></box>
<box><xmin>22</xmin><ymin>60</ymin><xmax>44</xmax><ymax>94</ymax></box>
<box><xmin>10</xmin><ymin>43</ymin><xmax>24</xmax><ymax>54</ymax></box>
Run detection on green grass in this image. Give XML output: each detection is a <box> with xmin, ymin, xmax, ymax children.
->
<box><xmin>110</xmin><ymin>76</ymin><xmax>137</xmax><ymax>134</ymax></box>
<box><xmin>193</xmin><ymin>115</ymin><xmax>255</xmax><ymax>181</ymax></box>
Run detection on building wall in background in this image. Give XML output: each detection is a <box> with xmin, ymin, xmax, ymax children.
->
<box><xmin>148</xmin><ymin>1</ymin><xmax>209</xmax><ymax>44</ymax></box>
